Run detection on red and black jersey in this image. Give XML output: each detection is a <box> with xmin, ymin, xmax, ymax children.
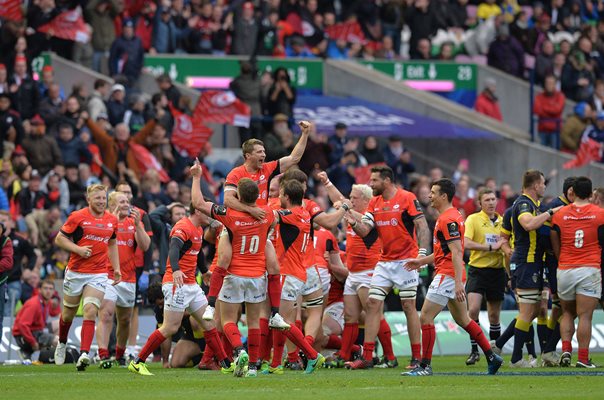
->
<box><xmin>163</xmin><ymin>217</ymin><xmax>203</xmax><ymax>285</ymax></box>
<box><xmin>277</xmin><ymin>206</ymin><xmax>311</xmax><ymax>281</ymax></box>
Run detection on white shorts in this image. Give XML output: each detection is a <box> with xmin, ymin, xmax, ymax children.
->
<box><xmin>63</xmin><ymin>270</ymin><xmax>108</xmax><ymax>297</ymax></box>
<box><xmin>344</xmin><ymin>270</ymin><xmax>374</xmax><ymax>295</ymax></box>
<box><xmin>281</xmin><ymin>275</ymin><xmax>306</xmax><ymax>301</ymax></box>
<box><xmin>557</xmin><ymin>268</ymin><xmax>602</xmax><ymax>301</ymax></box>
<box><xmin>301</xmin><ymin>267</ymin><xmax>321</xmax><ymax>296</ymax></box>
<box><xmin>323</xmin><ymin>301</ymin><xmax>344</xmax><ymax>334</ymax></box>
<box><xmin>162</xmin><ymin>283</ymin><xmax>208</xmax><ymax>313</ymax></box>
<box><xmin>219</xmin><ymin>274</ymin><xmax>267</xmax><ymax>304</ymax></box>
<box><xmin>371</xmin><ymin>260</ymin><xmax>418</xmax><ymax>290</ymax></box>
<box><xmin>103</xmin><ymin>281</ymin><xmax>136</xmax><ymax>308</ymax></box>
<box><xmin>426</xmin><ymin>274</ymin><xmax>456</xmax><ymax>307</ymax></box>
<box><xmin>317</xmin><ymin>267</ymin><xmax>331</xmax><ymax>295</ymax></box>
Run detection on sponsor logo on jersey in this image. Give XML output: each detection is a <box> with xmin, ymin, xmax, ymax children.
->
<box><xmin>84</xmin><ymin>234</ymin><xmax>110</xmax><ymax>243</ymax></box>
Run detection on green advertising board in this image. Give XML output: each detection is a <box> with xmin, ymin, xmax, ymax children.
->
<box><xmin>144</xmin><ymin>55</ymin><xmax>323</xmax><ymax>92</ymax></box>
<box><xmin>359</xmin><ymin>60</ymin><xmax>477</xmax><ymax>90</ymax></box>
<box><xmin>31</xmin><ymin>53</ymin><xmax>52</xmax><ymax>77</ymax></box>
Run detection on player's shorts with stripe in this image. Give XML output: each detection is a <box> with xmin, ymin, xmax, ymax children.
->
<box><xmin>426</xmin><ymin>274</ymin><xmax>456</xmax><ymax>306</ymax></box>
<box><xmin>63</xmin><ymin>269</ymin><xmax>108</xmax><ymax>297</ymax></box>
<box><xmin>371</xmin><ymin>260</ymin><xmax>418</xmax><ymax>290</ymax></box>
<box><xmin>219</xmin><ymin>274</ymin><xmax>267</xmax><ymax>304</ymax></box>
<box><xmin>301</xmin><ymin>267</ymin><xmax>321</xmax><ymax>296</ymax></box>
<box><xmin>104</xmin><ymin>281</ymin><xmax>136</xmax><ymax>308</ymax></box>
<box><xmin>343</xmin><ymin>270</ymin><xmax>374</xmax><ymax>295</ymax></box>
<box><xmin>281</xmin><ymin>275</ymin><xmax>306</xmax><ymax>301</ymax></box>
<box><xmin>557</xmin><ymin>267</ymin><xmax>602</xmax><ymax>301</ymax></box>
<box><xmin>317</xmin><ymin>267</ymin><xmax>331</xmax><ymax>295</ymax></box>
<box><xmin>162</xmin><ymin>283</ymin><xmax>208</xmax><ymax>313</ymax></box>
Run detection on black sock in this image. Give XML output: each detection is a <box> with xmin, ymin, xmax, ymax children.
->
<box><xmin>537</xmin><ymin>321</ymin><xmax>548</xmax><ymax>353</ymax></box>
<box><xmin>543</xmin><ymin>322</ymin><xmax>561</xmax><ymax>353</ymax></box>
<box><xmin>526</xmin><ymin>325</ymin><xmax>537</xmax><ymax>357</ymax></box>
<box><xmin>420</xmin><ymin>358</ymin><xmax>431</xmax><ymax>368</ymax></box>
<box><xmin>495</xmin><ymin>318</ymin><xmax>516</xmax><ymax>349</ymax></box>
<box><xmin>512</xmin><ymin>327</ymin><xmax>531</xmax><ymax>363</ymax></box>
<box><xmin>271</xmin><ymin>307</ymin><xmax>279</xmax><ymax>317</ymax></box>
<box><xmin>208</xmin><ymin>296</ymin><xmax>216</xmax><ymax>308</ymax></box>
<box><xmin>489</xmin><ymin>323</ymin><xmax>501</xmax><ymax>340</ymax></box>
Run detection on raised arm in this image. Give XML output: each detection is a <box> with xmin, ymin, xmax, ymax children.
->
<box><xmin>317</xmin><ymin>171</ymin><xmax>345</xmax><ymax>203</ymax></box>
<box><xmin>349</xmin><ymin>209</ymin><xmax>374</xmax><ymax>238</ymax></box>
<box><xmin>279</xmin><ymin>120</ymin><xmax>311</xmax><ymax>172</ymax></box>
<box><xmin>190</xmin><ymin>159</ymin><xmax>215</xmax><ymax>217</ymax></box>
<box><xmin>327</xmin><ymin>251</ymin><xmax>349</xmax><ymax>282</ymax></box>
<box><xmin>313</xmin><ymin>202</ymin><xmax>350</xmax><ymax>230</ymax></box>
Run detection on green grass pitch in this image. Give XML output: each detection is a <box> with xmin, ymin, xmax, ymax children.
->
<box><xmin>4</xmin><ymin>355</ymin><xmax>604</xmax><ymax>400</ymax></box>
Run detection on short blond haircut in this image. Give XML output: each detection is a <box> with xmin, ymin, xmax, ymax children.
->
<box><xmin>87</xmin><ymin>184</ymin><xmax>107</xmax><ymax>196</ymax></box>
<box><xmin>352</xmin><ymin>184</ymin><xmax>372</xmax><ymax>200</ymax></box>
<box><xmin>108</xmin><ymin>191</ymin><xmax>127</xmax><ymax>209</ymax></box>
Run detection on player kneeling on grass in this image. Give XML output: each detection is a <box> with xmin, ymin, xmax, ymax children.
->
<box><xmin>96</xmin><ymin>191</ymin><xmax>150</xmax><ymax>368</ymax></box>
<box><xmin>128</xmin><ymin>204</ymin><xmax>231</xmax><ymax>376</ymax></box>
<box><xmin>403</xmin><ymin>179</ymin><xmax>503</xmax><ymax>376</ymax></box>
<box><xmin>550</xmin><ymin>176</ymin><xmax>604</xmax><ymax>369</ymax></box>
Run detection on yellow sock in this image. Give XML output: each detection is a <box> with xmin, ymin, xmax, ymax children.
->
<box><xmin>516</xmin><ymin>318</ymin><xmax>532</xmax><ymax>332</ymax></box>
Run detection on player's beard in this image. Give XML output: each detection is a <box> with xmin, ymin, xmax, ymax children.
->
<box><xmin>372</xmin><ymin>186</ymin><xmax>384</xmax><ymax>196</ymax></box>
<box><xmin>91</xmin><ymin>203</ymin><xmax>106</xmax><ymax>215</ymax></box>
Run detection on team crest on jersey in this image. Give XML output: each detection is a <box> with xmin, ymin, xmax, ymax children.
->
<box><xmin>390</xmin><ymin>218</ymin><xmax>398</xmax><ymax>226</ymax></box>
<box><xmin>108</xmin><ymin>223</ymin><xmax>113</xmax><ymax>228</ymax></box>
<box><xmin>447</xmin><ymin>222</ymin><xmax>460</xmax><ymax>237</ymax></box>
<box><xmin>382</xmin><ymin>207</ymin><xmax>390</xmax><ymax>211</ymax></box>
<box><xmin>393</xmin><ymin>204</ymin><xmax>400</xmax><ymax>209</ymax></box>
<box><xmin>128</xmin><ymin>225</ymin><xmax>135</xmax><ymax>230</ymax></box>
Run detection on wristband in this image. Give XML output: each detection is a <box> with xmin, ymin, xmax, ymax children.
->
<box><xmin>418</xmin><ymin>248</ymin><xmax>427</xmax><ymax>257</ymax></box>
<box><xmin>324</xmin><ymin>179</ymin><xmax>333</xmax><ymax>188</ymax></box>
<box><xmin>341</xmin><ymin>203</ymin><xmax>350</xmax><ymax>212</ymax></box>
<box><xmin>547</xmin><ymin>209</ymin><xmax>554</xmax><ymax>216</ymax></box>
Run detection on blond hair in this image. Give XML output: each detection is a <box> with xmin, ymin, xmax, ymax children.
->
<box><xmin>108</xmin><ymin>190</ymin><xmax>127</xmax><ymax>209</ymax></box>
<box><xmin>352</xmin><ymin>184</ymin><xmax>372</xmax><ymax>200</ymax></box>
<box><xmin>87</xmin><ymin>184</ymin><xmax>107</xmax><ymax>196</ymax></box>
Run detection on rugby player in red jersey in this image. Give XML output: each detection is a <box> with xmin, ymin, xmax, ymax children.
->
<box><xmin>53</xmin><ymin>184</ymin><xmax>121</xmax><ymax>371</ymax></box>
<box><xmin>203</xmin><ymin>121</ymin><xmax>311</xmax><ymax>331</ymax></box>
<box><xmin>403</xmin><ymin>179</ymin><xmax>503</xmax><ymax>376</ymax></box>
<box><xmin>346</xmin><ymin>166</ymin><xmax>430</xmax><ymax>369</ymax></box>
<box><xmin>551</xmin><ymin>177</ymin><xmax>604</xmax><ymax>368</ymax></box>
<box><xmin>96</xmin><ymin>191</ymin><xmax>150</xmax><ymax>368</ymax></box>
<box><xmin>128</xmin><ymin>205</ymin><xmax>230</xmax><ymax>376</ymax></box>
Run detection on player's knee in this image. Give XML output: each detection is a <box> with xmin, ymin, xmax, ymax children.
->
<box><xmin>100</xmin><ymin>309</ymin><xmax>114</xmax><ymax>323</ymax></box>
<box><xmin>419</xmin><ymin>313</ymin><xmax>432</xmax><ymax>325</ymax></box>
<box><xmin>266</xmin><ymin>260</ymin><xmax>280</xmax><ymax>275</ymax></box>
<box><xmin>400</xmin><ymin>299</ymin><xmax>417</xmax><ymax>314</ymax></box>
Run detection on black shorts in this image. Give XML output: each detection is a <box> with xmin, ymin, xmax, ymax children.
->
<box><xmin>512</xmin><ymin>262</ymin><xmax>544</xmax><ymax>290</ymax></box>
<box><xmin>466</xmin><ymin>266</ymin><xmax>506</xmax><ymax>302</ymax></box>
<box><xmin>134</xmin><ymin>267</ymin><xmax>144</xmax><ymax>306</ymax></box>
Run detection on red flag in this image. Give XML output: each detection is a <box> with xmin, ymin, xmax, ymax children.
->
<box><xmin>37</xmin><ymin>6</ymin><xmax>90</xmax><ymax>43</ymax></box>
<box><xmin>129</xmin><ymin>142</ymin><xmax>170</xmax><ymax>183</ymax></box>
<box><xmin>354</xmin><ymin>163</ymin><xmax>386</xmax><ymax>184</ymax></box>
<box><xmin>0</xmin><ymin>0</ymin><xmax>22</xmax><ymax>22</ymax></box>
<box><xmin>169</xmin><ymin>103</ymin><xmax>213</xmax><ymax>158</ymax></box>
<box><xmin>563</xmin><ymin>136</ymin><xmax>602</xmax><ymax>169</ymax></box>
<box><xmin>195</xmin><ymin>91</ymin><xmax>251</xmax><ymax>128</ymax></box>
<box><xmin>325</xmin><ymin>20</ymin><xmax>366</xmax><ymax>44</ymax></box>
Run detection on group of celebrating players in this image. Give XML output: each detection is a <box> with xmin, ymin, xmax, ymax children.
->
<box><xmin>48</xmin><ymin>120</ymin><xmax>604</xmax><ymax>377</ymax></box>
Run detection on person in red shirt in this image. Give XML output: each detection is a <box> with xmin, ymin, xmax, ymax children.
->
<box><xmin>12</xmin><ymin>279</ymin><xmax>59</xmax><ymax>361</ymax></box>
<box><xmin>474</xmin><ymin>78</ymin><xmax>503</xmax><ymax>122</ymax></box>
<box><xmin>53</xmin><ymin>184</ymin><xmax>120</xmax><ymax>371</ymax></box>
<box><xmin>533</xmin><ymin>74</ymin><xmax>566</xmax><ymax>149</ymax></box>
<box><xmin>96</xmin><ymin>191</ymin><xmax>151</xmax><ymax>368</ymax></box>
<box><xmin>128</xmin><ymin>204</ymin><xmax>231</xmax><ymax>376</ymax></box>
<box><xmin>404</xmin><ymin>178</ymin><xmax>503</xmax><ymax>376</ymax></box>
<box><xmin>205</xmin><ymin>121</ymin><xmax>311</xmax><ymax>331</ymax></box>
<box><xmin>191</xmin><ymin>165</ymin><xmax>276</xmax><ymax>377</ymax></box>
<box><xmin>551</xmin><ymin>177</ymin><xmax>604</xmax><ymax>368</ymax></box>
<box><xmin>346</xmin><ymin>165</ymin><xmax>430</xmax><ymax>369</ymax></box>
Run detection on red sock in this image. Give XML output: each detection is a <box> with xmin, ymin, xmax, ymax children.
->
<box><xmin>326</xmin><ymin>334</ymin><xmax>342</xmax><ymax>349</ymax></box>
<box><xmin>204</xmin><ymin>328</ymin><xmax>228</xmax><ymax>362</ymax></box>
<box><xmin>362</xmin><ymin>341</ymin><xmax>375</xmax><ymax>361</ymax></box>
<box><xmin>411</xmin><ymin>343</ymin><xmax>421</xmax><ymax>360</ymax></box>
<box><xmin>200</xmin><ymin>342</ymin><xmax>215</xmax><ymax>365</ymax></box>
<box><xmin>578</xmin><ymin>348</ymin><xmax>589</xmax><ymax>363</ymax></box>
<box><xmin>271</xmin><ymin>330</ymin><xmax>287</xmax><ymax>367</ymax></box>
<box><xmin>341</xmin><ymin>323</ymin><xmax>359</xmax><ymax>360</ymax></box>
<box><xmin>219</xmin><ymin>331</ymin><xmax>233</xmax><ymax>359</ymax></box>
<box><xmin>260</xmin><ymin>318</ymin><xmax>271</xmax><ymax>361</ymax></box>
<box><xmin>295</xmin><ymin>320</ymin><xmax>303</xmax><ymax>332</ymax></box>
<box><xmin>421</xmin><ymin>324</ymin><xmax>436</xmax><ymax>362</ymax></box>
<box><xmin>58</xmin><ymin>316</ymin><xmax>72</xmax><ymax>344</ymax></box>
<box><xmin>287</xmin><ymin>350</ymin><xmax>299</xmax><ymax>363</ymax></box>
<box><xmin>222</xmin><ymin>322</ymin><xmax>243</xmax><ymax>349</ymax></box>
<box><xmin>115</xmin><ymin>346</ymin><xmax>125</xmax><ymax>360</ymax></box>
<box><xmin>284</xmin><ymin>324</ymin><xmax>318</xmax><ymax>359</ymax></box>
<box><xmin>463</xmin><ymin>320</ymin><xmax>491</xmax><ymax>353</ymax></box>
<box><xmin>562</xmin><ymin>340</ymin><xmax>572</xmax><ymax>354</ymax></box>
<box><xmin>80</xmin><ymin>320</ymin><xmax>95</xmax><ymax>353</ymax></box>
<box><xmin>208</xmin><ymin>267</ymin><xmax>227</xmax><ymax>300</ymax></box>
<box><xmin>248</xmin><ymin>328</ymin><xmax>260</xmax><ymax>364</ymax></box>
<box><xmin>267</xmin><ymin>274</ymin><xmax>282</xmax><ymax>310</ymax></box>
<box><xmin>98</xmin><ymin>348</ymin><xmax>110</xmax><ymax>360</ymax></box>
<box><xmin>138</xmin><ymin>330</ymin><xmax>167</xmax><ymax>362</ymax></box>
<box><xmin>378</xmin><ymin>319</ymin><xmax>395</xmax><ymax>361</ymax></box>
<box><xmin>305</xmin><ymin>335</ymin><xmax>315</xmax><ymax>346</ymax></box>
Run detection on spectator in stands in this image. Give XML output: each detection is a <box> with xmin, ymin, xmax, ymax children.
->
<box><xmin>561</xmin><ymin>35</ymin><xmax>597</xmax><ymax>102</ymax></box>
<box><xmin>152</xmin><ymin>3</ymin><xmax>185</xmax><ymax>54</ymax></box>
<box><xmin>0</xmin><ymin>92</ymin><xmax>23</xmax><ymax>159</ymax></box>
<box><xmin>584</xmin><ymin>111</ymin><xmax>604</xmax><ymax>156</ymax></box>
<box><xmin>453</xmin><ymin>177</ymin><xmax>476</xmax><ymax>218</ymax></box>
<box><xmin>552</xmin><ymin>52</ymin><xmax>566</xmax><ymax>89</ymax></box>
<box><xmin>85</xmin><ymin>113</ymin><xmax>156</xmax><ymax>179</ymax></box>
<box><xmin>546</xmin><ymin>0</ymin><xmax>567</xmax><ymax>32</ymax></box>
<box><xmin>299</xmin><ymin>123</ymin><xmax>331</xmax><ymax>176</ymax></box>
<box><xmin>107</xmin><ymin>84</ymin><xmax>127</xmax><ymax>127</ymax></box>
<box><xmin>413</xmin><ymin>38</ymin><xmax>433</xmax><ymax>60</ymax></box>
<box><xmin>561</xmin><ymin>101</ymin><xmax>593</xmax><ymax>152</ymax></box>
<box><xmin>109</xmin><ymin>19</ymin><xmax>145</xmax><ymax>86</ymax></box>
<box><xmin>124</xmin><ymin>95</ymin><xmax>147</xmax><ymax>134</ymax></box>
<box><xmin>57</xmin><ymin>123</ymin><xmax>92</xmax><ymax>166</ymax></box>
<box><xmin>535</xmin><ymin>39</ymin><xmax>555</xmax><ymax>85</ymax></box>
<box><xmin>17</xmin><ymin>170</ymin><xmax>48</xmax><ymax>218</ymax></box>
<box><xmin>477</xmin><ymin>0</ymin><xmax>502</xmax><ymax>21</ymax></box>
<box><xmin>328</xmin><ymin>122</ymin><xmax>349</xmax><ymax>165</ymax></box>
<box><xmin>267</xmin><ymin>67</ymin><xmax>296</xmax><ymax>117</ymax></box>
<box><xmin>12</xmin><ymin>278</ymin><xmax>59</xmax><ymax>361</ymax></box>
<box><xmin>0</xmin><ymin>64</ymin><xmax>8</xmax><ymax>93</ymax></box>
<box><xmin>474</xmin><ymin>77</ymin><xmax>503</xmax><ymax>122</ymax></box>
<box><xmin>263</xmin><ymin>113</ymin><xmax>290</xmax><ymax>161</ymax></box>
<box><xmin>19</xmin><ymin>269</ymin><xmax>40</xmax><ymax>304</ymax></box>
<box><xmin>563</xmin><ymin>0</ymin><xmax>585</xmax><ymax>33</ymax></box>
<box><xmin>375</xmin><ymin>35</ymin><xmax>396</xmax><ymax>60</ymax></box>
<box><xmin>487</xmin><ymin>24</ymin><xmax>524</xmax><ymax>78</ymax></box>
<box><xmin>286</xmin><ymin>35</ymin><xmax>317</xmax><ymax>58</ymax></box>
<box><xmin>145</xmin><ymin>122</ymin><xmax>174</xmax><ymax>171</ymax></box>
<box><xmin>86</xmin><ymin>79</ymin><xmax>109</xmax><ymax>123</ymax></box>
<box><xmin>24</xmin><ymin>205</ymin><xmax>62</xmax><ymax>254</ymax></box>
<box><xmin>42</xmin><ymin>166</ymin><xmax>69</xmax><ymax>214</ymax></box>
<box><xmin>25</xmin><ymin>0</ymin><xmax>60</xmax><ymax>59</ymax></box>
<box><xmin>327</xmin><ymin>150</ymin><xmax>358</xmax><ymax>196</ymax></box>
<box><xmin>38</xmin><ymin>84</ymin><xmax>63</xmax><ymax>131</ymax></box>
<box><xmin>230</xmin><ymin>61</ymin><xmax>262</xmax><ymax>144</ymax></box>
<box><xmin>64</xmin><ymin>163</ymin><xmax>86</xmax><ymax>209</ymax></box>
<box><xmin>593</xmin><ymin>79</ymin><xmax>604</xmax><ymax>112</ymax></box>
<box><xmin>9</xmin><ymin>55</ymin><xmax>39</xmax><ymax>121</ymax></box>
<box><xmin>232</xmin><ymin>2</ymin><xmax>259</xmax><ymax>56</ymax></box>
<box><xmin>361</xmin><ymin>135</ymin><xmax>384</xmax><ymax>165</ymax></box>
<box><xmin>59</xmin><ymin>96</ymin><xmax>86</xmax><ymax>135</ymax></box>
<box><xmin>156</xmin><ymin>74</ymin><xmax>181</xmax><ymax>108</ymax></box>
<box><xmin>510</xmin><ymin>11</ymin><xmax>530</xmax><ymax>53</ymax></box>
<box><xmin>149</xmin><ymin>202</ymin><xmax>187</xmax><ymax>273</ymax></box>
<box><xmin>86</xmin><ymin>0</ymin><xmax>123</xmax><ymax>73</ymax></box>
<box><xmin>527</xmin><ymin>14</ymin><xmax>551</xmax><ymax>56</ymax></box>
<box><xmin>533</xmin><ymin>75</ymin><xmax>566</xmax><ymax>149</ymax></box>
<box><xmin>0</xmin><ymin>212</ymin><xmax>15</xmax><ymax>318</ymax></box>
<box><xmin>22</xmin><ymin>115</ymin><xmax>62</xmax><ymax>176</ymax></box>
<box><xmin>405</xmin><ymin>0</ymin><xmax>439</xmax><ymax>59</ymax></box>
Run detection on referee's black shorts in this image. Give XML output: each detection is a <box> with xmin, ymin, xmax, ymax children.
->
<box><xmin>466</xmin><ymin>266</ymin><xmax>506</xmax><ymax>302</ymax></box>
